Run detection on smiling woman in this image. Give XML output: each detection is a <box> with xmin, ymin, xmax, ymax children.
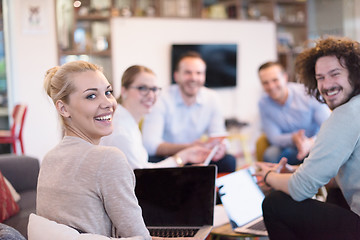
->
<box><xmin>36</xmin><ymin>61</ymin><xmax>151</xmax><ymax>239</ymax></box>
<box><xmin>54</xmin><ymin>69</ymin><xmax>116</xmax><ymax>144</ymax></box>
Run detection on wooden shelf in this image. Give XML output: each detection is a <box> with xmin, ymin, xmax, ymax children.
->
<box><xmin>59</xmin><ymin>49</ymin><xmax>111</xmax><ymax>57</ymax></box>
<box><xmin>56</xmin><ymin>0</ymin><xmax>113</xmax><ymax>82</ymax></box>
<box><xmin>76</xmin><ymin>15</ymin><xmax>110</xmax><ymax>21</ymax></box>
<box><xmin>277</xmin><ymin>22</ymin><xmax>306</xmax><ymax>27</ymax></box>
<box><xmin>56</xmin><ymin>0</ymin><xmax>308</xmax><ymax>83</ymax></box>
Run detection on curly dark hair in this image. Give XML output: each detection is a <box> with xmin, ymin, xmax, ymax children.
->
<box><xmin>295</xmin><ymin>36</ymin><xmax>360</xmax><ymax>103</ymax></box>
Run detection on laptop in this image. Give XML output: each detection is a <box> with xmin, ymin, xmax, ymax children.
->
<box><xmin>134</xmin><ymin>165</ymin><xmax>217</xmax><ymax>239</ymax></box>
<box><xmin>216</xmin><ymin>167</ymin><xmax>268</xmax><ymax>236</ymax></box>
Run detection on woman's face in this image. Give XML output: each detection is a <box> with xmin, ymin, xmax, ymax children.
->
<box><xmin>60</xmin><ymin>70</ymin><xmax>117</xmax><ymax>144</ymax></box>
<box><xmin>122</xmin><ymin>71</ymin><xmax>159</xmax><ymax>119</ymax></box>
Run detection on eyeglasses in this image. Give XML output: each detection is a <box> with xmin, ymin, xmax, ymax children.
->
<box><xmin>129</xmin><ymin>85</ymin><xmax>162</xmax><ymax>96</ymax></box>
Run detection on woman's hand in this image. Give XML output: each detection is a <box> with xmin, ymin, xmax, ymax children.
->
<box><xmin>176</xmin><ymin>146</ymin><xmax>210</xmax><ymax>165</ymax></box>
<box><xmin>192</xmin><ymin>138</ymin><xmax>226</xmax><ymax>162</ymax></box>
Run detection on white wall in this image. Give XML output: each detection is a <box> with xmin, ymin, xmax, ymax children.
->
<box><xmin>111</xmin><ymin>18</ymin><xmax>277</xmax><ymax>146</ymax></box>
<box><xmin>6</xmin><ymin>0</ymin><xmax>61</xmax><ymax>161</ymax></box>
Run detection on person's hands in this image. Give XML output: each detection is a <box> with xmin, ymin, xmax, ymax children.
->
<box><xmin>192</xmin><ymin>137</ymin><xmax>226</xmax><ymax>162</ymax></box>
<box><xmin>209</xmin><ymin>142</ymin><xmax>226</xmax><ymax>162</ymax></box>
<box><xmin>255</xmin><ymin>158</ymin><xmax>286</xmax><ymax>178</ymax></box>
<box><xmin>255</xmin><ymin>158</ymin><xmax>294</xmax><ymax>187</ymax></box>
<box><xmin>176</xmin><ymin>146</ymin><xmax>210</xmax><ymax>165</ymax></box>
<box><xmin>292</xmin><ymin>130</ymin><xmax>314</xmax><ymax>160</ymax></box>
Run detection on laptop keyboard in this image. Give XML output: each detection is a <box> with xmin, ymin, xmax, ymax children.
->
<box><xmin>248</xmin><ymin>220</ymin><xmax>267</xmax><ymax>232</ymax></box>
<box><xmin>149</xmin><ymin>228</ymin><xmax>199</xmax><ymax>238</ymax></box>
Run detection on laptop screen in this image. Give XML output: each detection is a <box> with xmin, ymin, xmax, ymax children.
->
<box><xmin>134</xmin><ymin>166</ymin><xmax>217</xmax><ymax>227</ymax></box>
<box><xmin>216</xmin><ymin>167</ymin><xmax>265</xmax><ymax>228</ymax></box>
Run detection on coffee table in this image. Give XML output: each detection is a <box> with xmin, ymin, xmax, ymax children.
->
<box><xmin>208</xmin><ymin>223</ymin><xmax>269</xmax><ymax>240</ymax></box>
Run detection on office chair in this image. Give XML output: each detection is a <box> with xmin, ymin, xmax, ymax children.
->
<box><xmin>0</xmin><ymin>104</ymin><xmax>27</xmax><ymax>154</ymax></box>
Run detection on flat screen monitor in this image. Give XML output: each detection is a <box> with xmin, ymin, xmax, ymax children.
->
<box><xmin>171</xmin><ymin>44</ymin><xmax>237</xmax><ymax>88</ymax></box>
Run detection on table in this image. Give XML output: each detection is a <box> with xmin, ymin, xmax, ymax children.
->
<box><xmin>208</xmin><ymin>223</ymin><xmax>269</xmax><ymax>240</ymax></box>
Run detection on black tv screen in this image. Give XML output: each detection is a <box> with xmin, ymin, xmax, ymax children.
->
<box><xmin>171</xmin><ymin>44</ymin><xmax>237</xmax><ymax>88</ymax></box>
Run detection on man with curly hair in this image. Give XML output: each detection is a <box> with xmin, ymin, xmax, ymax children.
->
<box><xmin>257</xmin><ymin>61</ymin><xmax>330</xmax><ymax>165</ymax></box>
<box><xmin>255</xmin><ymin>36</ymin><xmax>360</xmax><ymax>239</ymax></box>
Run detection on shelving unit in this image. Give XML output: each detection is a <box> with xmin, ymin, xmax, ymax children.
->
<box><xmin>55</xmin><ymin>0</ymin><xmax>307</xmax><ymax>82</ymax></box>
<box><xmin>240</xmin><ymin>0</ymin><xmax>308</xmax><ymax>81</ymax></box>
<box><xmin>274</xmin><ymin>0</ymin><xmax>308</xmax><ymax>81</ymax></box>
<box><xmin>56</xmin><ymin>0</ymin><xmax>113</xmax><ymax>82</ymax></box>
<box><xmin>112</xmin><ymin>0</ymin><xmax>203</xmax><ymax>18</ymax></box>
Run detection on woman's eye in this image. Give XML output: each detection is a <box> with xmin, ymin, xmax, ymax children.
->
<box><xmin>86</xmin><ymin>94</ymin><xmax>96</xmax><ymax>99</ymax></box>
<box><xmin>105</xmin><ymin>90</ymin><xmax>113</xmax><ymax>96</ymax></box>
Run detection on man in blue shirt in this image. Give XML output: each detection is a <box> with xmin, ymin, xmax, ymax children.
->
<box><xmin>142</xmin><ymin>51</ymin><xmax>236</xmax><ymax>172</ymax></box>
<box><xmin>258</xmin><ymin>61</ymin><xmax>331</xmax><ymax>165</ymax></box>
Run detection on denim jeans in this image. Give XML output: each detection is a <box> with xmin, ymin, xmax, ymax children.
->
<box><xmin>0</xmin><ymin>224</ymin><xmax>26</xmax><ymax>240</ymax></box>
<box><xmin>263</xmin><ymin>145</ymin><xmax>303</xmax><ymax>165</ymax></box>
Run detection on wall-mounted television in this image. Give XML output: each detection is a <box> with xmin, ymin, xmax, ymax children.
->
<box><xmin>171</xmin><ymin>44</ymin><xmax>237</xmax><ymax>88</ymax></box>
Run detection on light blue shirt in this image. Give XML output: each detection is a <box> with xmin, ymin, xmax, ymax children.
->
<box><xmin>289</xmin><ymin>94</ymin><xmax>360</xmax><ymax>216</ymax></box>
<box><xmin>258</xmin><ymin>83</ymin><xmax>331</xmax><ymax>147</ymax></box>
<box><xmin>101</xmin><ymin>104</ymin><xmax>178</xmax><ymax>169</ymax></box>
<box><xmin>142</xmin><ymin>85</ymin><xmax>226</xmax><ymax>156</ymax></box>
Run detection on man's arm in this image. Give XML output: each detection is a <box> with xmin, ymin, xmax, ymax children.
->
<box><xmin>255</xmin><ymin>158</ymin><xmax>292</xmax><ymax>194</ymax></box>
<box><xmin>259</xmin><ymin>101</ymin><xmax>294</xmax><ymax>147</ymax></box>
<box><xmin>292</xmin><ymin>129</ymin><xmax>315</xmax><ymax>160</ymax></box>
<box><xmin>155</xmin><ymin>142</ymin><xmax>192</xmax><ymax>157</ymax></box>
<box><xmin>292</xmin><ymin>98</ymin><xmax>331</xmax><ymax>159</ymax></box>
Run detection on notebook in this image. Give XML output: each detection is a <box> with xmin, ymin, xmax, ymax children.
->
<box><xmin>216</xmin><ymin>167</ymin><xmax>268</xmax><ymax>236</ymax></box>
<box><xmin>134</xmin><ymin>165</ymin><xmax>217</xmax><ymax>239</ymax></box>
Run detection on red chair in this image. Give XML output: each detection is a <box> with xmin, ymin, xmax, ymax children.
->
<box><xmin>0</xmin><ymin>104</ymin><xmax>27</xmax><ymax>154</ymax></box>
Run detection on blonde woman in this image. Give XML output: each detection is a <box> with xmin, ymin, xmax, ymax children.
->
<box><xmin>37</xmin><ymin>61</ymin><xmax>151</xmax><ymax>239</ymax></box>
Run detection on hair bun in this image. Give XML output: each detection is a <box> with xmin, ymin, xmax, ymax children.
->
<box><xmin>44</xmin><ymin>66</ymin><xmax>60</xmax><ymax>97</ymax></box>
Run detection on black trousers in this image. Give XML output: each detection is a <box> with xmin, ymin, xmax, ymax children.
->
<box><xmin>262</xmin><ymin>191</ymin><xmax>360</xmax><ymax>240</ymax></box>
<box><xmin>148</xmin><ymin>153</ymin><xmax>236</xmax><ymax>173</ymax></box>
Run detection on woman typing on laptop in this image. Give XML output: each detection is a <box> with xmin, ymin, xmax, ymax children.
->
<box><xmin>101</xmin><ymin>65</ymin><xmax>212</xmax><ymax>169</ymax></box>
<box><xmin>36</xmin><ymin>61</ymin><xmax>151</xmax><ymax>239</ymax></box>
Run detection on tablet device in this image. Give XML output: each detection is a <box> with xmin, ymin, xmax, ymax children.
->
<box><xmin>203</xmin><ymin>145</ymin><xmax>219</xmax><ymax>166</ymax></box>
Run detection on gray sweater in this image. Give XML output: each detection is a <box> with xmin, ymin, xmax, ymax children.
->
<box><xmin>289</xmin><ymin>94</ymin><xmax>360</xmax><ymax>216</ymax></box>
<box><xmin>36</xmin><ymin>136</ymin><xmax>151</xmax><ymax>239</ymax></box>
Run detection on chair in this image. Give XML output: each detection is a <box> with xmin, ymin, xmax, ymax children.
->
<box><xmin>255</xmin><ymin>134</ymin><xmax>270</xmax><ymax>162</ymax></box>
<box><xmin>0</xmin><ymin>104</ymin><xmax>27</xmax><ymax>154</ymax></box>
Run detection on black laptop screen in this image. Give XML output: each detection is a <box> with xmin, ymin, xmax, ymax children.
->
<box><xmin>134</xmin><ymin>166</ymin><xmax>216</xmax><ymax>227</ymax></box>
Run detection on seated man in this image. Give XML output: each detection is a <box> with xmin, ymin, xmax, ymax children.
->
<box><xmin>142</xmin><ymin>51</ymin><xmax>236</xmax><ymax>173</ymax></box>
<box><xmin>258</xmin><ymin>61</ymin><xmax>331</xmax><ymax>165</ymax></box>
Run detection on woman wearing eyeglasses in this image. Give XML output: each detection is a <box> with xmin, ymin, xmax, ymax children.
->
<box><xmin>101</xmin><ymin>65</ymin><xmax>210</xmax><ymax>169</ymax></box>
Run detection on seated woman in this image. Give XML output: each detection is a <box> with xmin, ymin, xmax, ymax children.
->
<box><xmin>101</xmin><ymin>65</ymin><xmax>210</xmax><ymax>169</ymax></box>
<box><xmin>36</xmin><ymin>61</ymin><xmax>151</xmax><ymax>239</ymax></box>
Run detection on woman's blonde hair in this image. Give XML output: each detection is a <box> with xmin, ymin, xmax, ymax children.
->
<box><xmin>118</xmin><ymin>65</ymin><xmax>155</xmax><ymax>104</ymax></box>
<box><xmin>44</xmin><ymin>60</ymin><xmax>103</xmax><ymax>125</ymax></box>
<box><xmin>44</xmin><ymin>60</ymin><xmax>103</xmax><ymax>104</ymax></box>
